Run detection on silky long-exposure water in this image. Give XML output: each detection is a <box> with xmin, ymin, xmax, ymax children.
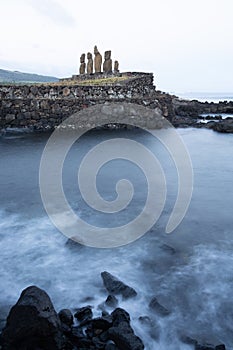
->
<box><xmin>0</xmin><ymin>127</ymin><xmax>232</xmax><ymax>349</ymax></box>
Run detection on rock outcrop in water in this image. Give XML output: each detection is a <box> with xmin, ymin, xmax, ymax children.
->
<box><xmin>108</xmin><ymin>308</ymin><xmax>144</xmax><ymax>350</ymax></box>
<box><xmin>0</xmin><ymin>286</ymin><xmax>64</xmax><ymax>350</ymax></box>
<box><xmin>0</xmin><ymin>281</ymin><xmax>143</xmax><ymax>350</ymax></box>
<box><xmin>172</xmin><ymin>98</ymin><xmax>233</xmax><ymax>133</ymax></box>
<box><xmin>0</xmin><ymin>274</ymin><xmax>227</xmax><ymax>350</ymax></box>
<box><xmin>101</xmin><ymin>271</ymin><xmax>137</xmax><ymax>299</ymax></box>
<box><xmin>149</xmin><ymin>296</ymin><xmax>171</xmax><ymax>316</ymax></box>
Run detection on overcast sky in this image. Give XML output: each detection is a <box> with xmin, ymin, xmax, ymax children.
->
<box><xmin>0</xmin><ymin>0</ymin><xmax>232</xmax><ymax>93</ymax></box>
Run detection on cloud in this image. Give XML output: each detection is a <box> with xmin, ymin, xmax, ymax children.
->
<box><xmin>0</xmin><ymin>0</ymin><xmax>233</xmax><ymax>92</ymax></box>
<box><xmin>25</xmin><ymin>0</ymin><xmax>76</xmax><ymax>27</ymax></box>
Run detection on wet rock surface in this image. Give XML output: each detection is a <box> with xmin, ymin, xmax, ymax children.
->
<box><xmin>108</xmin><ymin>308</ymin><xmax>144</xmax><ymax>350</ymax></box>
<box><xmin>101</xmin><ymin>271</ymin><xmax>137</xmax><ymax>299</ymax></box>
<box><xmin>149</xmin><ymin>296</ymin><xmax>171</xmax><ymax>316</ymax></box>
<box><xmin>0</xmin><ymin>273</ymin><xmax>227</xmax><ymax>349</ymax></box>
<box><xmin>58</xmin><ymin>309</ymin><xmax>74</xmax><ymax>328</ymax></box>
<box><xmin>74</xmin><ymin>306</ymin><xmax>93</xmax><ymax>324</ymax></box>
<box><xmin>0</xmin><ymin>280</ymin><xmax>144</xmax><ymax>350</ymax></box>
<box><xmin>211</xmin><ymin>119</ymin><xmax>233</xmax><ymax>133</ymax></box>
<box><xmin>172</xmin><ymin>98</ymin><xmax>233</xmax><ymax>132</ymax></box>
<box><xmin>0</xmin><ymin>286</ymin><xmax>64</xmax><ymax>350</ymax></box>
<box><xmin>105</xmin><ymin>295</ymin><xmax>118</xmax><ymax>308</ymax></box>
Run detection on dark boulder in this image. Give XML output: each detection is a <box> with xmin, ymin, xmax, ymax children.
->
<box><xmin>91</xmin><ymin>316</ymin><xmax>113</xmax><ymax>331</ymax></box>
<box><xmin>84</xmin><ymin>316</ymin><xmax>113</xmax><ymax>339</ymax></box>
<box><xmin>108</xmin><ymin>327</ymin><xmax>144</xmax><ymax>350</ymax></box>
<box><xmin>205</xmin><ymin>121</ymin><xmax>217</xmax><ymax>129</ymax></box>
<box><xmin>105</xmin><ymin>342</ymin><xmax>119</xmax><ymax>350</ymax></box>
<box><xmin>149</xmin><ymin>297</ymin><xmax>171</xmax><ymax>316</ymax></box>
<box><xmin>70</xmin><ymin>335</ymin><xmax>93</xmax><ymax>348</ymax></box>
<box><xmin>58</xmin><ymin>309</ymin><xmax>73</xmax><ymax>327</ymax></box>
<box><xmin>215</xmin><ymin>345</ymin><xmax>226</xmax><ymax>350</ymax></box>
<box><xmin>66</xmin><ymin>326</ymin><xmax>93</xmax><ymax>348</ymax></box>
<box><xmin>211</xmin><ymin>120</ymin><xmax>233</xmax><ymax>133</ymax></box>
<box><xmin>74</xmin><ymin>306</ymin><xmax>93</xmax><ymax>324</ymax></box>
<box><xmin>107</xmin><ymin>308</ymin><xmax>144</xmax><ymax>350</ymax></box>
<box><xmin>101</xmin><ymin>272</ymin><xmax>137</xmax><ymax>299</ymax></box>
<box><xmin>1</xmin><ymin>285</ymin><xmax>63</xmax><ymax>350</ymax></box>
<box><xmin>91</xmin><ymin>336</ymin><xmax>107</xmax><ymax>349</ymax></box>
<box><xmin>105</xmin><ymin>295</ymin><xmax>118</xmax><ymax>308</ymax></box>
<box><xmin>71</xmin><ymin>326</ymin><xmax>85</xmax><ymax>338</ymax></box>
<box><xmin>111</xmin><ymin>308</ymin><xmax>130</xmax><ymax>327</ymax></box>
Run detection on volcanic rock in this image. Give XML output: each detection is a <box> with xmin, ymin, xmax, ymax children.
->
<box><xmin>101</xmin><ymin>272</ymin><xmax>137</xmax><ymax>299</ymax></box>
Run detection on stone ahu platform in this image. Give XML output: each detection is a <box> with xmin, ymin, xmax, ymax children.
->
<box><xmin>0</xmin><ymin>72</ymin><xmax>174</xmax><ymax>131</ymax></box>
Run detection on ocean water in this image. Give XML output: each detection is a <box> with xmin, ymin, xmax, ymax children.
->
<box><xmin>0</xmin><ymin>128</ymin><xmax>233</xmax><ymax>349</ymax></box>
<box><xmin>175</xmin><ymin>92</ymin><xmax>233</xmax><ymax>103</ymax></box>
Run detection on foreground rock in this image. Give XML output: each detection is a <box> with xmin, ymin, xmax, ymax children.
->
<box><xmin>74</xmin><ymin>306</ymin><xmax>93</xmax><ymax>324</ymax></box>
<box><xmin>108</xmin><ymin>308</ymin><xmax>144</xmax><ymax>350</ymax></box>
<box><xmin>58</xmin><ymin>309</ymin><xmax>73</xmax><ymax>328</ymax></box>
<box><xmin>101</xmin><ymin>271</ymin><xmax>137</xmax><ymax>299</ymax></box>
<box><xmin>0</xmin><ymin>286</ymin><xmax>63</xmax><ymax>350</ymax></box>
<box><xmin>105</xmin><ymin>295</ymin><xmax>118</xmax><ymax>308</ymax></box>
<box><xmin>0</xmin><ymin>281</ymin><xmax>227</xmax><ymax>350</ymax></box>
<box><xmin>0</xmin><ymin>285</ymin><xmax>144</xmax><ymax>350</ymax></box>
<box><xmin>149</xmin><ymin>296</ymin><xmax>171</xmax><ymax>316</ymax></box>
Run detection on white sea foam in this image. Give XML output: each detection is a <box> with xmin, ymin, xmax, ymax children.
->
<box><xmin>0</xmin><ymin>208</ymin><xmax>232</xmax><ymax>348</ymax></box>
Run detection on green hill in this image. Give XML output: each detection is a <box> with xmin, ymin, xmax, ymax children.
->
<box><xmin>0</xmin><ymin>68</ymin><xmax>59</xmax><ymax>83</ymax></box>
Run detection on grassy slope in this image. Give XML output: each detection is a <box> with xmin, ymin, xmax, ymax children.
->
<box><xmin>0</xmin><ymin>69</ymin><xmax>59</xmax><ymax>83</ymax></box>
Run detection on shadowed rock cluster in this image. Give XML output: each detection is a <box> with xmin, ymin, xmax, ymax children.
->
<box><xmin>172</xmin><ymin>98</ymin><xmax>233</xmax><ymax>132</ymax></box>
<box><xmin>0</xmin><ymin>270</ymin><xmax>227</xmax><ymax>350</ymax></box>
<box><xmin>0</xmin><ymin>274</ymin><xmax>143</xmax><ymax>350</ymax></box>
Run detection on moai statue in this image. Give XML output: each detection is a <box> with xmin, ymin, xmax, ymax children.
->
<box><xmin>79</xmin><ymin>53</ymin><xmax>86</xmax><ymax>75</ymax></box>
<box><xmin>87</xmin><ymin>52</ymin><xmax>93</xmax><ymax>74</ymax></box>
<box><xmin>94</xmin><ymin>45</ymin><xmax>102</xmax><ymax>73</ymax></box>
<box><xmin>114</xmin><ymin>60</ymin><xmax>119</xmax><ymax>73</ymax></box>
<box><xmin>103</xmin><ymin>50</ymin><xmax>112</xmax><ymax>73</ymax></box>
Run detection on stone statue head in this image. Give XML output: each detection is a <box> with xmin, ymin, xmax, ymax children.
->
<box><xmin>87</xmin><ymin>52</ymin><xmax>92</xmax><ymax>60</ymax></box>
<box><xmin>94</xmin><ymin>46</ymin><xmax>99</xmax><ymax>55</ymax></box>
<box><xmin>104</xmin><ymin>50</ymin><xmax>111</xmax><ymax>60</ymax></box>
<box><xmin>80</xmin><ymin>53</ymin><xmax>85</xmax><ymax>63</ymax></box>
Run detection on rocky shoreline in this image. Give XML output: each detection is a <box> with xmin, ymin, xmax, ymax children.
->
<box><xmin>1</xmin><ymin>97</ymin><xmax>233</xmax><ymax>135</ymax></box>
<box><xmin>0</xmin><ymin>272</ymin><xmax>226</xmax><ymax>350</ymax></box>
<box><xmin>172</xmin><ymin>98</ymin><xmax>233</xmax><ymax>133</ymax></box>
